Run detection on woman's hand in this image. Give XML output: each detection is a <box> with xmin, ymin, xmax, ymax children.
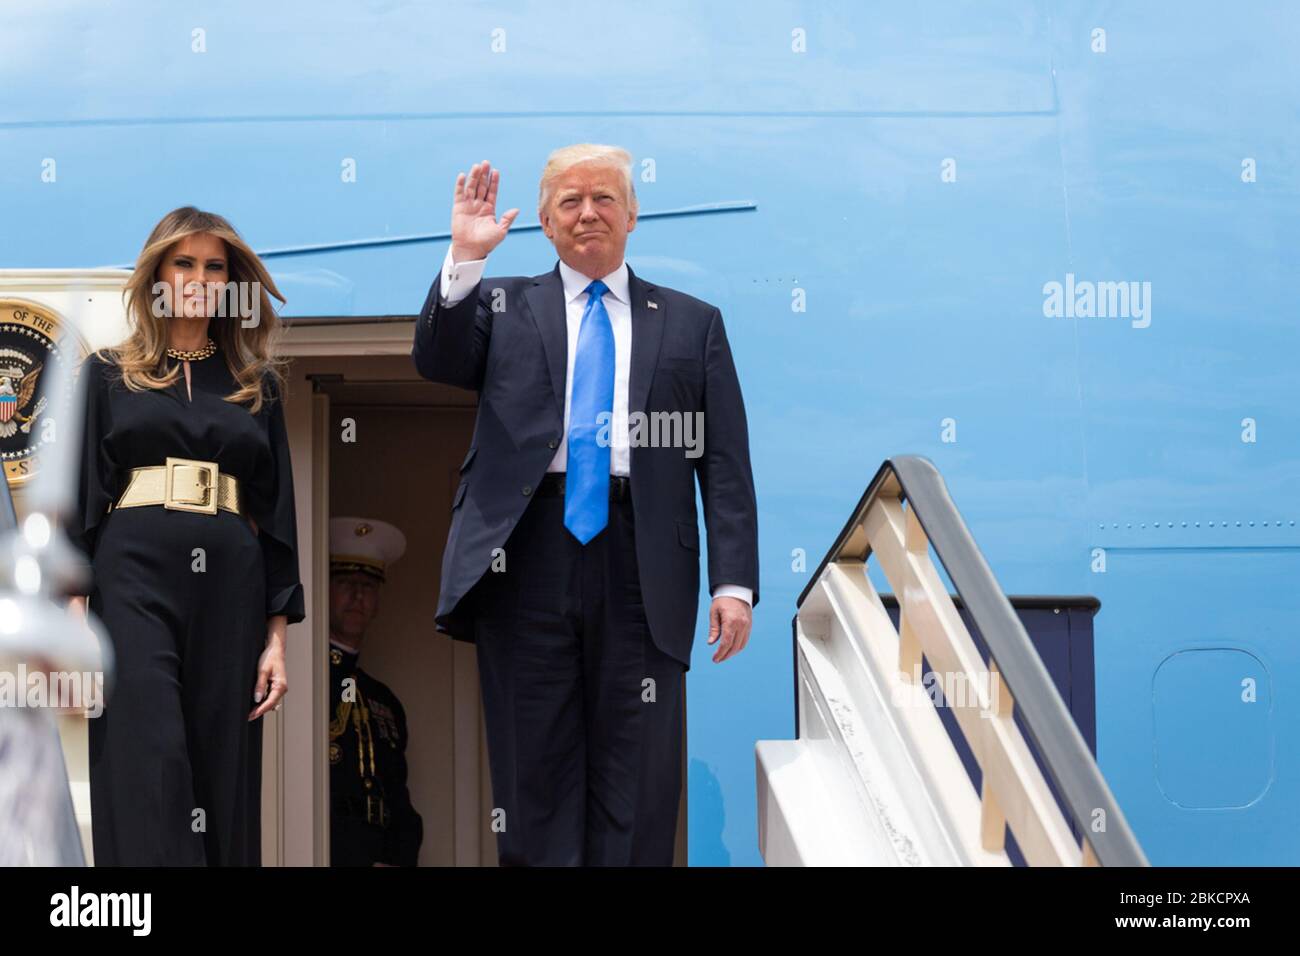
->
<box><xmin>249</xmin><ymin>615</ymin><xmax>288</xmax><ymax>721</ymax></box>
<box><xmin>53</xmin><ymin>597</ymin><xmax>103</xmax><ymax>712</ymax></box>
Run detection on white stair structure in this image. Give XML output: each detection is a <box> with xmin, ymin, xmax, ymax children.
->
<box><xmin>0</xmin><ymin>272</ymin><xmax>125</xmax><ymax>865</ymax></box>
<box><xmin>757</xmin><ymin>457</ymin><xmax>1147</xmax><ymax>868</ymax></box>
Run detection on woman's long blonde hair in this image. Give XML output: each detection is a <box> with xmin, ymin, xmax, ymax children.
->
<box><xmin>113</xmin><ymin>206</ymin><xmax>287</xmax><ymax>413</ymax></box>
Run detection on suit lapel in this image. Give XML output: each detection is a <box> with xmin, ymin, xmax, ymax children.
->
<box><xmin>522</xmin><ymin>260</ymin><xmax>665</xmax><ymax>423</ymax></box>
<box><xmin>523</xmin><ymin>262</ymin><xmax>567</xmax><ymax>420</ymax></box>
<box><xmin>627</xmin><ymin>264</ymin><xmax>664</xmax><ymax>417</ymax></box>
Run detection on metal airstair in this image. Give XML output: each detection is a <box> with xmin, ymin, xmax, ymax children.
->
<box><xmin>756</xmin><ymin>456</ymin><xmax>1147</xmax><ymax>866</ymax></box>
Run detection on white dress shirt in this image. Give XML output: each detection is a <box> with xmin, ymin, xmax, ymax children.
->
<box><xmin>439</xmin><ymin>246</ymin><xmax>752</xmax><ymax>606</ymax></box>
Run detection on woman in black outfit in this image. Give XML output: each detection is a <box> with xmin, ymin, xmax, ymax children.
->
<box><xmin>68</xmin><ymin>207</ymin><xmax>304</xmax><ymax>866</ymax></box>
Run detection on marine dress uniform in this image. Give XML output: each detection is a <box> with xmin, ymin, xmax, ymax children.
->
<box><xmin>328</xmin><ymin>518</ymin><xmax>423</xmax><ymax>866</ymax></box>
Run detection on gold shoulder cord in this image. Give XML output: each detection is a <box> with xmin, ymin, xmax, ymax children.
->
<box><xmin>352</xmin><ymin>691</ymin><xmax>377</xmax><ymax>779</ymax></box>
<box><xmin>329</xmin><ymin>698</ymin><xmax>352</xmax><ymax>740</ymax></box>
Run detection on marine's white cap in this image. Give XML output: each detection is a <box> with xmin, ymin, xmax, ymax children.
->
<box><xmin>329</xmin><ymin>516</ymin><xmax>406</xmax><ymax>583</ymax></box>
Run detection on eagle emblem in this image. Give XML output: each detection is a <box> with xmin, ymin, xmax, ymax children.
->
<box><xmin>0</xmin><ymin>362</ymin><xmax>43</xmax><ymax>438</ymax></box>
<box><xmin>0</xmin><ymin>299</ymin><xmax>89</xmax><ymax>487</ymax></box>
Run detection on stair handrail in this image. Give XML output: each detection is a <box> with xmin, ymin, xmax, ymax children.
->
<box><xmin>795</xmin><ymin>455</ymin><xmax>1148</xmax><ymax>867</ymax></box>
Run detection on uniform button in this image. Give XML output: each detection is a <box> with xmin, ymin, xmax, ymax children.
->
<box><xmin>522</xmin><ymin>485</ymin><xmax>532</xmax><ymax>496</ymax></box>
<box><xmin>548</xmin><ymin>438</ymin><xmax>558</xmax><ymax>449</ymax></box>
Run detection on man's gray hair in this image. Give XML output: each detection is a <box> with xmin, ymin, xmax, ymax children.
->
<box><xmin>538</xmin><ymin>143</ymin><xmax>638</xmax><ymax>217</ymax></box>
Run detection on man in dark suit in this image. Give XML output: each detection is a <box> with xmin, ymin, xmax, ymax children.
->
<box><xmin>412</xmin><ymin>146</ymin><xmax>758</xmax><ymax>865</ymax></box>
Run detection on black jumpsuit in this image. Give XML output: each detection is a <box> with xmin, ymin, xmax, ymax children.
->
<box><xmin>70</xmin><ymin>350</ymin><xmax>304</xmax><ymax>866</ymax></box>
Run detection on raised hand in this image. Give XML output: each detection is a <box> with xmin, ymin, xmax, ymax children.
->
<box><xmin>450</xmin><ymin>160</ymin><xmax>520</xmax><ymax>262</ymax></box>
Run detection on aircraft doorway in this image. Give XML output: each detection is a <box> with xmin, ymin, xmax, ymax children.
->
<box><xmin>311</xmin><ymin>359</ymin><xmax>491</xmax><ymax>866</ymax></box>
<box><xmin>284</xmin><ymin>346</ymin><xmax>687</xmax><ymax>867</ymax></box>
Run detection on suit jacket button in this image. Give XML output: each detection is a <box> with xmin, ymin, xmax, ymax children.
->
<box><xmin>548</xmin><ymin>438</ymin><xmax>558</xmax><ymax>449</ymax></box>
<box><xmin>522</xmin><ymin>485</ymin><xmax>532</xmax><ymax>496</ymax></box>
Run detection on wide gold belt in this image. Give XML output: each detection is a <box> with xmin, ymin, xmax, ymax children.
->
<box><xmin>115</xmin><ymin>457</ymin><xmax>242</xmax><ymax>516</ymax></box>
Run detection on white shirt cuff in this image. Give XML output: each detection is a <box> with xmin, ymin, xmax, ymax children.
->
<box><xmin>712</xmin><ymin>585</ymin><xmax>753</xmax><ymax>606</ymax></box>
<box><xmin>439</xmin><ymin>246</ymin><xmax>488</xmax><ymax>304</ymax></box>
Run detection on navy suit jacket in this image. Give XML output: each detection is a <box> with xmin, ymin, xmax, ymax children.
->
<box><xmin>411</xmin><ymin>258</ymin><xmax>759</xmax><ymax>668</ymax></box>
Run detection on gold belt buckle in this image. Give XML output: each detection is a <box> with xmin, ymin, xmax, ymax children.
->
<box><xmin>163</xmin><ymin>456</ymin><xmax>219</xmax><ymax>515</ymax></box>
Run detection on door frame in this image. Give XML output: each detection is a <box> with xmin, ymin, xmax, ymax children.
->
<box><xmin>271</xmin><ymin>321</ymin><xmax>688</xmax><ymax>865</ymax></box>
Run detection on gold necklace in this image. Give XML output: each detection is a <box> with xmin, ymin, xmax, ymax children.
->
<box><xmin>166</xmin><ymin>338</ymin><xmax>217</xmax><ymax>362</ymax></box>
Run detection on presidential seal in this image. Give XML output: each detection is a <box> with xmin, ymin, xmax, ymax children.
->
<box><xmin>0</xmin><ymin>299</ymin><xmax>89</xmax><ymax>486</ymax></box>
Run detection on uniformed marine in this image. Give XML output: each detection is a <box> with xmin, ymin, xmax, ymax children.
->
<box><xmin>328</xmin><ymin>517</ymin><xmax>423</xmax><ymax>866</ymax></box>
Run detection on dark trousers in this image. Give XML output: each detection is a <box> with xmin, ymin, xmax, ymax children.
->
<box><xmin>87</xmin><ymin>508</ymin><xmax>266</xmax><ymax>866</ymax></box>
<box><xmin>470</xmin><ymin>483</ymin><xmax>685</xmax><ymax>866</ymax></box>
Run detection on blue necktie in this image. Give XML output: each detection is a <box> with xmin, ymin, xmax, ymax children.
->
<box><xmin>564</xmin><ymin>279</ymin><xmax>614</xmax><ymax>544</ymax></box>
